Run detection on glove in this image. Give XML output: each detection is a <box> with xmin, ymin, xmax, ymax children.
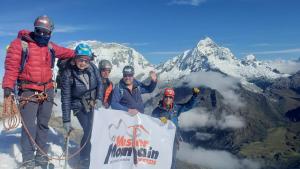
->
<box><xmin>192</xmin><ymin>87</ymin><xmax>200</xmax><ymax>96</ymax></box>
<box><xmin>63</xmin><ymin>122</ymin><xmax>73</xmax><ymax>133</ymax></box>
<box><xmin>103</xmin><ymin>102</ymin><xmax>110</xmax><ymax>109</ymax></box>
<box><xmin>160</xmin><ymin>117</ymin><xmax>168</xmax><ymax>124</ymax></box>
<box><xmin>4</xmin><ymin>88</ymin><xmax>12</xmax><ymax>98</ymax></box>
<box><xmin>95</xmin><ymin>99</ymin><xmax>102</xmax><ymax>110</ymax></box>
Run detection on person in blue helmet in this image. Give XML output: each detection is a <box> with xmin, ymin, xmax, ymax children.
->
<box><xmin>152</xmin><ymin>87</ymin><xmax>200</xmax><ymax>169</ymax></box>
<box><xmin>60</xmin><ymin>43</ymin><xmax>102</xmax><ymax>169</ymax></box>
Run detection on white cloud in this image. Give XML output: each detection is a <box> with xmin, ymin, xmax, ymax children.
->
<box><xmin>54</xmin><ymin>25</ymin><xmax>88</xmax><ymax>33</ymax></box>
<box><xmin>267</xmin><ymin>59</ymin><xmax>300</xmax><ymax>74</ymax></box>
<box><xmin>0</xmin><ymin>31</ymin><xmax>16</xmax><ymax>37</ymax></box>
<box><xmin>0</xmin><ymin>22</ymin><xmax>87</xmax><ymax>35</ymax></box>
<box><xmin>194</xmin><ymin>132</ymin><xmax>214</xmax><ymax>141</ymax></box>
<box><xmin>178</xmin><ymin>108</ymin><xmax>245</xmax><ymax>130</ymax></box>
<box><xmin>169</xmin><ymin>0</ymin><xmax>207</xmax><ymax>6</ymax></box>
<box><xmin>176</xmin><ymin>71</ymin><xmax>244</xmax><ymax>109</ymax></box>
<box><xmin>121</xmin><ymin>42</ymin><xmax>149</xmax><ymax>47</ymax></box>
<box><xmin>251</xmin><ymin>43</ymin><xmax>271</xmax><ymax>47</ymax></box>
<box><xmin>244</xmin><ymin>48</ymin><xmax>300</xmax><ymax>55</ymax></box>
<box><xmin>178</xmin><ymin>142</ymin><xmax>261</xmax><ymax>169</ymax></box>
<box><xmin>148</xmin><ymin>51</ymin><xmax>181</xmax><ymax>55</ymax></box>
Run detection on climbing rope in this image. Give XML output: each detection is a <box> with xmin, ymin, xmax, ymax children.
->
<box><xmin>1</xmin><ymin>93</ymin><xmax>93</xmax><ymax>166</ymax></box>
<box><xmin>1</xmin><ymin>95</ymin><xmax>21</xmax><ymax>130</ymax></box>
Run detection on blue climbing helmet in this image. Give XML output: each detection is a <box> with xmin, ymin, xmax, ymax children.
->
<box><xmin>75</xmin><ymin>43</ymin><xmax>93</xmax><ymax>58</ymax></box>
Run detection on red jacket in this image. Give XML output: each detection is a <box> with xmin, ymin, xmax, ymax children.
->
<box><xmin>2</xmin><ymin>30</ymin><xmax>75</xmax><ymax>91</ymax></box>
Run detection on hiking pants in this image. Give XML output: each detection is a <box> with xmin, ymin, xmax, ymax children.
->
<box><xmin>20</xmin><ymin>89</ymin><xmax>54</xmax><ymax>164</ymax></box>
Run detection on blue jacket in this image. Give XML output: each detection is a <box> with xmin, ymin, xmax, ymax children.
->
<box><xmin>152</xmin><ymin>95</ymin><xmax>197</xmax><ymax>127</ymax></box>
<box><xmin>61</xmin><ymin>63</ymin><xmax>102</xmax><ymax>123</ymax></box>
<box><xmin>111</xmin><ymin>79</ymin><xmax>157</xmax><ymax>113</ymax></box>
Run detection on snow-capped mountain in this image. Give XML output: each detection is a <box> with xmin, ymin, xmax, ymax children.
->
<box><xmin>157</xmin><ymin>37</ymin><xmax>289</xmax><ymax>81</ymax></box>
<box><xmin>59</xmin><ymin>40</ymin><xmax>155</xmax><ymax>81</ymax></box>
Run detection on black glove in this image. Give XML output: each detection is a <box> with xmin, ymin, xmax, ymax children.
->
<box><xmin>4</xmin><ymin>88</ymin><xmax>12</xmax><ymax>97</ymax></box>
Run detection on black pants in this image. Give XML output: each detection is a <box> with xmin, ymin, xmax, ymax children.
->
<box><xmin>75</xmin><ymin>109</ymin><xmax>94</xmax><ymax>169</ymax></box>
<box><xmin>20</xmin><ymin>89</ymin><xmax>54</xmax><ymax>165</ymax></box>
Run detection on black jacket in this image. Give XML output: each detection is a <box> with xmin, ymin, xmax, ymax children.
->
<box><xmin>61</xmin><ymin>63</ymin><xmax>102</xmax><ymax>122</ymax></box>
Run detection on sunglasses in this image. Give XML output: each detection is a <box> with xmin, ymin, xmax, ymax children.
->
<box><xmin>165</xmin><ymin>96</ymin><xmax>174</xmax><ymax>99</ymax></box>
<box><xmin>77</xmin><ymin>58</ymin><xmax>90</xmax><ymax>63</ymax></box>
<box><xmin>101</xmin><ymin>68</ymin><xmax>111</xmax><ymax>73</ymax></box>
<box><xmin>34</xmin><ymin>28</ymin><xmax>51</xmax><ymax>37</ymax></box>
<box><xmin>123</xmin><ymin>74</ymin><xmax>134</xmax><ymax>78</ymax></box>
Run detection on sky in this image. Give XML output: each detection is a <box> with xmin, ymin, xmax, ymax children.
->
<box><xmin>0</xmin><ymin>0</ymin><xmax>300</xmax><ymax>68</ymax></box>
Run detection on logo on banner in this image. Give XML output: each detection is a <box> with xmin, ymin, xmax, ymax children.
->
<box><xmin>104</xmin><ymin>119</ymin><xmax>160</xmax><ymax>165</ymax></box>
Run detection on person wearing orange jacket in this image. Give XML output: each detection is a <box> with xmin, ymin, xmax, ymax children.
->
<box><xmin>98</xmin><ymin>60</ymin><xmax>114</xmax><ymax>108</ymax></box>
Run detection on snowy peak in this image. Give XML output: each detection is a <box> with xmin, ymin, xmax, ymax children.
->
<box><xmin>241</xmin><ymin>54</ymin><xmax>257</xmax><ymax>66</ymax></box>
<box><xmin>157</xmin><ymin>37</ymin><xmax>288</xmax><ymax>81</ymax></box>
<box><xmin>193</xmin><ymin>37</ymin><xmax>235</xmax><ymax>61</ymax></box>
<box><xmin>196</xmin><ymin>37</ymin><xmax>218</xmax><ymax>49</ymax></box>
<box><xmin>245</xmin><ymin>54</ymin><xmax>257</xmax><ymax>62</ymax></box>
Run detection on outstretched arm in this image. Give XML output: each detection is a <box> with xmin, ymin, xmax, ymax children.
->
<box><xmin>51</xmin><ymin>42</ymin><xmax>75</xmax><ymax>59</ymax></box>
<box><xmin>139</xmin><ymin>80</ymin><xmax>157</xmax><ymax>94</ymax></box>
<box><xmin>139</xmin><ymin>71</ymin><xmax>158</xmax><ymax>94</ymax></box>
<box><xmin>177</xmin><ymin>95</ymin><xmax>197</xmax><ymax>116</ymax></box>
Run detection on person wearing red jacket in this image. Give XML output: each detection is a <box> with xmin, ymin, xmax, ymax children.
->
<box><xmin>2</xmin><ymin>15</ymin><xmax>75</xmax><ymax>169</ymax></box>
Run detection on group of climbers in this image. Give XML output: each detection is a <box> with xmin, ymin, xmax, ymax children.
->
<box><xmin>1</xmin><ymin>15</ymin><xmax>200</xmax><ymax>169</ymax></box>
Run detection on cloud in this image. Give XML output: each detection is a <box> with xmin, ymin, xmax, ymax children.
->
<box><xmin>0</xmin><ymin>31</ymin><xmax>16</xmax><ymax>37</ymax></box>
<box><xmin>178</xmin><ymin>142</ymin><xmax>261</xmax><ymax>169</ymax></box>
<box><xmin>121</xmin><ymin>42</ymin><xmax>150</xmax><ymax>47</ymax></box>
<box><xmin>0</xmin><ymin>22</ymin><xmax>86</xmax><ymax>35</ymax></box>
<box><xmin>176</xmin><ymin>71</ymin><xmax>244</xmax><ymax>109</ymax></box>
<box><xmin>251</xmin><ymin>43</ymin><xmax>271</xmax><ymax>47</ymax></box>
<box><xmin>54</xmin><ymin>25</ymin><xmax>89</xmax><ymax>33</ymax></box>
<box><xmin>178</xmin><ymin>108</ymin><xmax>245</xmax><ymax>130</ymax></box>
<box><xmin>267</xmin><ymin>59</ymin><xmax>300</xmax><ymax>74</ymax></box>
<box><xmin>148</xmin><ymin>51</ymin><xmax>181</xmax><ymax>55</ymax></box>
<box><xmin>193</xmin><ymin>132</ymin><xmax>214</xmax><ymax>141</ymax></box>
<box><xmin>169</xmin><ymin>0</ymin><xmax>207</xmax><ymax>6</ymax></box>
<box><xmin>243</xmin><ymin>48</ymin><xmax>300</xmax><ymax>55</ymax></box>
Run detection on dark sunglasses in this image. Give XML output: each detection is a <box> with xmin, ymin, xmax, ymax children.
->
<box><xmin>34</xmin><ymin>28</ymin><xmax>51</xmax><ymax>37</ymax></box>
<box><xmin>165</xmin><ymin>96</ymin><xmax>174</xmax><ymax>99</ymax></box>
<box><xmin>101</xmin><ymin>68</ymin><xmax>111</xmax><ymax>73</ymax></box>
<box><xmin>123</xmin><ymin>74</ymin><xmax>134</xmax><ymax>78</ymax></box>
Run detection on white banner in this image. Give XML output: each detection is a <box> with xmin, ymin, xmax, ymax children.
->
<box><xmin>90</xmin><ymin>108</ymin><xmax>176</xmax><ymax>169</ymax></box>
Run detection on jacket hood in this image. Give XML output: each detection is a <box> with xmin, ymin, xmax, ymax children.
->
<box><xmin>17</xmin><ymin>30</ymin><xmax>35</xmax><ymax>42</ymax></box>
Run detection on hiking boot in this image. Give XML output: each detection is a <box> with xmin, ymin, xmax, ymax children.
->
<box><xmin>79</xmin><ymin>158</ymin><xmax>90</xmax><ymax>169</ymax></box>
<box><xmin>20</xmin><ymin>160</ymin><xmax>35</xmax><ymax>169</ymax></box>
<box><xmin>35</xmin><ymin>155</ymin><xmax>54</xmax><ymax>169</ymax></box>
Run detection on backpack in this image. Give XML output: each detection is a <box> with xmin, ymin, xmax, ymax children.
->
<box><xmin>55</xmin><ymin>58</ymin><xmax>74</xmax><ymax>90</ymax></box>
<box><xmin>20</xmin><ymin>40</ymin><xmax>56</xmax><ymax>73</ymax></box>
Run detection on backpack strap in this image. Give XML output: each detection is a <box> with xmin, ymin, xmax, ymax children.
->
<box><xmin>48</xmin><ymin>43</ymin><xmax>56</xmax><ymax>69</ymax></box>
<box><xmin>20</xmin><ymin>40</ymin><xmax>29</xmax><ymax>73</ymax></box>
<box><xmin>118</xmin><ymin>83</ymin><xmax>124</xmax><ymax>98</ymax></box>
<box><xmin>19</xmin><ymin>41</ymin><xmax>56</xmax><ymax>72</ymax></box>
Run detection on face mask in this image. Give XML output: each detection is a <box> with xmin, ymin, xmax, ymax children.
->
<box><xmin>33</xmin><ymin>33</ymin><xmax>51</xmax><ymax>46</ymax></box>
